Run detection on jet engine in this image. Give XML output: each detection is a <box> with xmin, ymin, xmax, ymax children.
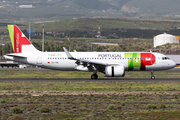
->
<box><xmin>75</xmin><ymin>65</ymin><xmax>89</xmax><ymax>71</ymax></box>
<box><xmin>105</xmin><ymin>66</ymin><xmax>125</xmax><ymax>77</ymax></box>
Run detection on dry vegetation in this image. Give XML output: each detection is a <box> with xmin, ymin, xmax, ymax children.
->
<box><xmin>0</xmin><ymin>80</ymin><xmax>180</xmax><ymax>119</ymax></box>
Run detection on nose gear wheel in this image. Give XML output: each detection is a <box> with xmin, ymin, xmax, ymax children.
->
<box><xmin>91</xmin><ymin>74</ymin><xmax>98</xmax><ymax>79</ymax></box>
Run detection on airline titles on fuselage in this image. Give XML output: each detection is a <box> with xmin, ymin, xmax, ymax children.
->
<box><xmin>98</xmin><ymin>54</ymin><xmax>122</xmax><ymax>58</ymax></box>
<box><xmin>48</xmin><ymin>54</ymin><xmax>62</xmax><ymax>56</ymax></box>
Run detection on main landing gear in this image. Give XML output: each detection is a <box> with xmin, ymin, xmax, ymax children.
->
<box><xmin>151</xmin><ymin>71</ymin><xmax>155</xmax><ymax>79</ymax></box>
<box><xmin>91</xmin><ymin>73</ymin><xmax>98</xmax><ymax>79</ymax></box>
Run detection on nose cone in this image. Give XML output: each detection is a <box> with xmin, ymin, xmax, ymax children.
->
<box><xmin>171</xmin><ymin>60</ymin><xmax>176</xmax><ymax>68</ymax></box>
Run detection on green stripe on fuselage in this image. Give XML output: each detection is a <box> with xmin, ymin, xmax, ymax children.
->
<box><xmin>7</xmin><ymin>25</ymin><xmax>14</xmax><ymax>52</ymax></box>
<box><xmin>125</xmin><ymin>53</ymin><xmax>140</xmax><ymax>70</ymax></box>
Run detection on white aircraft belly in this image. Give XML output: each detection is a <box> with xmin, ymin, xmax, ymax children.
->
<box><xmin>44</xmin><ymin>60</ymin><xmax>76</xmax><ymax>70</ymax></box>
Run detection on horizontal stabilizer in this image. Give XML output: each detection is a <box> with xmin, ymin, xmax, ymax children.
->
<box><xmin>4</xmin><ymin>53</ymin><xmax>27</xmax><ymax>58</ymax></box>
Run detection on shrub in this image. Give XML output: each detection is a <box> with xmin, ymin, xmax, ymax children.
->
<box><xmin>79</xmin><ymin>107</ymin><xmax>86</xmax><ymax>112</ymax></box>
<box><xmin>151</xmin><ymin>105</ymin><xmax>157</xmax><ymax>109</ymax></box>
<box><xmin>11</xmin><ymin>107</ymin><xmax>22</xmax><ymax>114</ymax></box>
<box><xmin>117</xmin><ymin>106</ymin><xmax>122</xmax><ymax>110</ymax></box>
<box><xmin>146</xmin><ymin>104</ymin><xmax>151</xmax><ymax>109</ymax></box>
<box><xmin>174</xmin><ymin>96</ymin><xmax>178</xmax><ymax>99</ymax></box>
<box><xmin>0</xmin><ymin>99</ymin><xmax>6</xmax><ymax>103</ymax></box>
<box><xmin>121</xmin><ymin>102</ymin><xmax>126</xmax><ymax>106</ymax></box>
<box><xmin>40</xmin><ymin>107</ymin><xmax>50</xmax><ymax>113</ymax></box>
<box><xmin>31</xmin><ymin>110</ymin><xmax>35</xmax><ymax>113</ymax></box>
<box><xmin>146</xmin><ymin>104</ymin><xmax>157</xmax><ymax>109</ymax></box>
<box><xmin>159</xmin><ymin>104</ymin><xmax>166</xmax><ymax>109</ymax></box>
<box><xmin>107</xmin><ymin>104</ymin><xmax>115</xmax><ymax>110</ymax></box>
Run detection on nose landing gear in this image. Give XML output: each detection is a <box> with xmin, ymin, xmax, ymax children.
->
<box><xmin>91</xmin><ymin>73</ymin><xmax>98</xmax><ymax>79</ymax></box>
<box><xmin>151</xmin><ymin>71</ymin><xmax>155</xmax><ymax>79</ymax></box>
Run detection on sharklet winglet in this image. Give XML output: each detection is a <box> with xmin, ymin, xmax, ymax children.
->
<box><xmin>63</xmin><ymin>47</ymin><xmax>75</xmax><ymax>60</ymax></box>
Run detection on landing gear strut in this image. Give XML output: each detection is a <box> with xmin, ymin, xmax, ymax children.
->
<box><xmin>91</xmin><ymin>73</ymin><xmax>98</xmax><ymax>79</ymax></box>
<box><xmin>151</xmin><ymin>71</ymin><xmax>155</xmax><ymax>79</ymax></box>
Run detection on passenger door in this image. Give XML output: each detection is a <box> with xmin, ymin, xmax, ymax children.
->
<box><xmin>37</xmin><ymin>53</ymin><xmax>42</xmax><ymax>65</ymax></box>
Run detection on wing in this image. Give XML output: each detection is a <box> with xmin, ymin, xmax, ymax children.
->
<box><xmin>63</xmin><ymin>47</ymin><xmax>119</xmax><ymax>72</ymax></box>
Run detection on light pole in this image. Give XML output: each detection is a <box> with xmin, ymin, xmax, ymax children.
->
<box><xmin>29</xmin><ymin>22</ymin><xmax>31</xmax><ymax>40</ymax></box>
<box><xmin>1</xmin><ymin>44</ymin><xmax>5</xmax><ymax>59</ymax></box>
<box><xmin>42</xmin><ymin>24</ymin><xmax>45</xmax><ymax>52</ymax></box>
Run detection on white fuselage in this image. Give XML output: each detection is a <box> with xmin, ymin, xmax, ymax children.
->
<box><xmin>5</xmin><ymin>51</ymin><xmax>176</xmax><ymax>71</ymax></box>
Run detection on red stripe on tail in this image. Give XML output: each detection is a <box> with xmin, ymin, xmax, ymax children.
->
<box><xmin>14</xmin><ymin>25</ymin><xmax>31</xmax><ymax>53</ymax></box>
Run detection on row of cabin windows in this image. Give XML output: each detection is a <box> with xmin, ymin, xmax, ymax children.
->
<box><xmin>47</xmin><ymin>57</ymin><xmax>156</xmax><ymax>60</ymax></box>
<box><xmin>48</xmin><ymin>57</ymin><xmax>170</xmax><ymax>60</ymax></box>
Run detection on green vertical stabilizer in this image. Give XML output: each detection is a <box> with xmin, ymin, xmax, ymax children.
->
<box><xmin>7</xmin><ymin>25</ymin><xmax>14</xmax><ymax>52</ymax></box>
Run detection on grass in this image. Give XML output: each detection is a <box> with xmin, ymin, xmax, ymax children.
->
<box><xmin>0</xmin><ymin>70</ymin><xmax>179</xmax><ymax>79</ymax></box>
<box><xmin>0</xmin><ymin>70</ymin><xmax>180</xmax><ymax>119</ymax></box>
<box><xmin>0</xmin><ymin>79</ymin><xmax>180</xmax><ymax>92</ymax></box>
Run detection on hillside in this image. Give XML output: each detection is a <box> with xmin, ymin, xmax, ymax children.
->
<box><xmin>21</xmin><ymin>18</ymin><xmax>180</xmax><ymax>32</ymax></box>
<box><xmin>2</xmin><ymin>17</ymin><xmax>180</xmax><ymax>35</ymax></box>
<box><xmin>1</xmin><ymin>0</ymin><xmax>180</xmax><ymax>22</ymax></box>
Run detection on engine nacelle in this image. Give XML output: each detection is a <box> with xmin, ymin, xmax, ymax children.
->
<box><xmin>105</xmin><ymin>66</ymin><xmax>125</xmax><ymax>77</ymax></box>
<box><xmin>75</xmin><ymin>65</ymin><xmax>89</xmax><ymax>71</ymax></box>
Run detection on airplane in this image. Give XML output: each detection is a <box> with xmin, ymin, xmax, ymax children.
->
<box><xmin>4</xmin><ymin>25</ymin><xmax>176</xmax><ymax>79</ymax></box>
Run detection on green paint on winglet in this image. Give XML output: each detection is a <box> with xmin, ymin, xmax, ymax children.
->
<box><xmin>7</xmin><ymin>25</ymin><xmax>14</xmax><ymax>52</ymax></box>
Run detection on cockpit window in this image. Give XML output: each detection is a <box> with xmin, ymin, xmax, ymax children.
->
<box><xmin>162</xmin><ymin>57</ymin><xmax>170</xmax><ymax>60</ymax></box>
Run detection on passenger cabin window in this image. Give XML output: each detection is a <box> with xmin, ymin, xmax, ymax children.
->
<box><xmin>145</xmin><ymin>58</ymin><xmax>151</xmax><ymax>61</ymax></box>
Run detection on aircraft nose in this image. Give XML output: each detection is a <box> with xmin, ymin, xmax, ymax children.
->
<box><xmin>171</xmin><ymin>60</ymin><xmax>176</xmax><ymax>68</ymax></box>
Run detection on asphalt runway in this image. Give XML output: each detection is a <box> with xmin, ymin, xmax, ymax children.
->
<box><xmin>0</xmin><ymin>78</ymin><xmax>179</xmax><ymax>82</ymax></box>
<box><xmin>0</xmin><ymin>67</ymin><xmax>180</xmax><ymax>71</ymax></box>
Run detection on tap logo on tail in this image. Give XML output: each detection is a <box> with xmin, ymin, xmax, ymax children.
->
<box><xmin>8</xmin><ymin>25</ymin><xmax>31</xmax><ymax>53</ymax></box>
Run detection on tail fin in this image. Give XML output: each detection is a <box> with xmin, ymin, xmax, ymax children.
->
<box><xmin>8</xmin><ymin>25</ymin><xmax>38</xmax><ymax>53</ymax></box>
